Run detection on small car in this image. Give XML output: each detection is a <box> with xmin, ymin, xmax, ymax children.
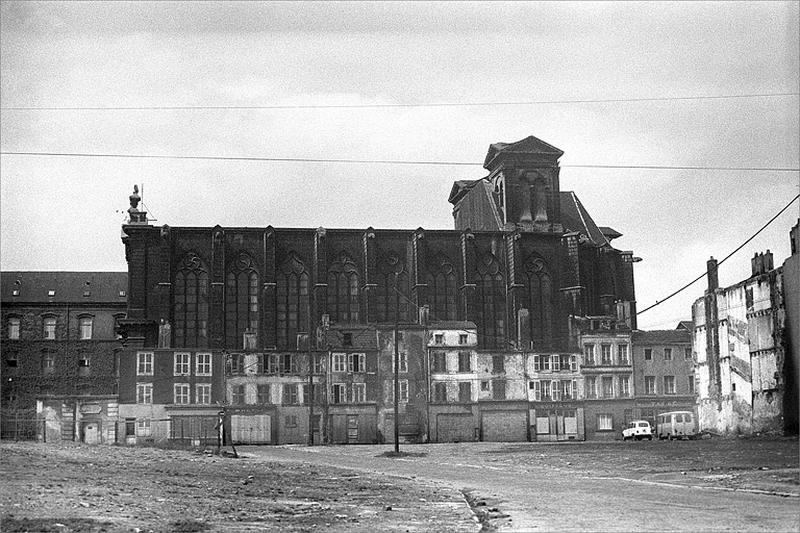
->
<box><xmin>622</xmin><ymin>420</ymin><xmax>653</xmax><ymax>441</ymax></box>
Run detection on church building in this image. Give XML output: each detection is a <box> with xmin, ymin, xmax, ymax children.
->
<box><xmin>116</xmin><ymin>135</ymin><xmax>638</xmax><ymax>445</ymax></box>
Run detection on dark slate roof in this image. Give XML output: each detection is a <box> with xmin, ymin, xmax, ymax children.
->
<box><xmin>676</xmin><ymin>320</ymin><xmax>693</xmax><ymax>331</ymax></box>
<box><xmin>483</xmin><ymin>136</ymin><xmax>564</xmax><ymax>169</ymax></box>
<box><xmin>448</xmin><ymin>179</ymin><xmax>482</xmax><ymax>205</ymax></box>
<box><xmin>428</xmin><ymin>320</ymin><xmax>477</xmax><ymax>330</ymax></box>
<box><xmin>447</xmin><ymin>181</ymin><xmax>614</xmax><ymax>247</ymax></box>
<box><xmin>632</xmin><ymin>329</ymin><xmax>691</xmax><ymax>345</ymax></box>
<box><xmin>560</xmin><ymin>192</ymin><xmax>610</xmax><ymax>247</ymax></box>
<box><xmin>1</xmin><ymin>272</ymin><xmax>128</xmax><ymax>304</ymax></box>
<box><xmin>599</xmin><ymin>226</ymin><xmax>623</xmax><ymax>240</ymax></box>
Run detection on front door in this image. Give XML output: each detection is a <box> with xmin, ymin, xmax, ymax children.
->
<box><xmin>83</xmin><ymin>422</ymin><xmax>100</xmax><ymax>444</ymax></box>
<box><xmin>347</xmin><ymin>415</ymin><xmax>359</xmax><ymax>443</ymax></box>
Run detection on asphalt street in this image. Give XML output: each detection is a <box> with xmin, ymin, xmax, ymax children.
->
<box><xmin>240</xmin><ymin>441</ymin><xmax>800</xmax><ymax>532</ymax></box>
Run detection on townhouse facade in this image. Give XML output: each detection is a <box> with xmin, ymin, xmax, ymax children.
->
<box><xmin>631</xmin><ymin>328</ymin><xmax>695</xmax><ymax>429</ymax></box>
<box><xmin>1</xmin><ymin>272</ymin><xmax>127</xmax><ymax>443</ymax></box>
<box><xmin>579</xmin><ymin>323</ymin><xmax>635</xmax><ymax>440</ymax></box>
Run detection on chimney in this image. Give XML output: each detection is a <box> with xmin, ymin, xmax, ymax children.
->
<box><xmin>751</xmin><ymin>252</ymin><xmax>760</xmax><ymax>277</ymax></box>
<box><xmin>707</xmin><ymin>257</ymin><xmax>718</xmax><ymax>292</ymax></box>
<box><xmin>791</xmin><ymin>219</ymin><xmax>799</xmax><ymax>255</ymax></box>
<box><xmin>752</xmin><ymin>250</ymin><xmax>775</xmax><ymax>277</ymax></box>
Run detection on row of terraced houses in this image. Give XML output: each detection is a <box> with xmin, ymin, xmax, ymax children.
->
<box><xmin>2</xmin><ymin>135</ymin><xmax>796</xmax><ymax>444</ymax></box>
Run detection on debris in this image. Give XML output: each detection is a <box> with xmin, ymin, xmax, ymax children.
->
<box><xmin>79</xmin><ymin>501</ymin><xmax>90</xmax><ymax>507</ymax></box>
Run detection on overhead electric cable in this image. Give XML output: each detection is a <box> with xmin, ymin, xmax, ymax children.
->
<box><xmin>2</xmin><ymin>92</ymin><xmax>797</xmax><ymax>111</ymax></box>
<box><xmin>636</xmin><ymin>193</ymin><xmax>800</xmax><ymax>316</ymax></box>
<box><xmin>1</xmin><ymin>151</ymin><xmax>798</xmax><ymax>172</ymax></box>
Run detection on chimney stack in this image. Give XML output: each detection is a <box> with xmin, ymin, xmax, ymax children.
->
<box><xmin>707</xmin><ymin>257</ymin><xmax>718</xmax><ymax>292</ymax></box>
<box><xmin>751</xmin><ymin>250</ymin><xmax>775</xmax><ymax>277</ymax></box>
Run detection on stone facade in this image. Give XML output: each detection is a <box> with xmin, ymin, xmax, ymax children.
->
<box><xmin>1</xmin><ymin>272</ymin><xmax>127</xmax><ymax>442</ymax></box>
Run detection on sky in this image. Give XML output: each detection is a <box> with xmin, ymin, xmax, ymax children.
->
<box><xmin>1</xmin><ymin>1</ymin><xmax>798</xmax><ymax>330</ymax></box>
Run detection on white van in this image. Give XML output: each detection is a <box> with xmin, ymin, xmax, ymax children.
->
<box><xmin>656</xmin><ymin>411</ymin><xmax>697</xmax><ymax>440</ymax></box>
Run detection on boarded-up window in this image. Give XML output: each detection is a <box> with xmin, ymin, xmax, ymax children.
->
<box><xmin>459</xmin><ymin>382</ymin><xmax>472</xmax><ymax>403</ymax></box>
<box><xmin>492</xmin><ymin>355</ymin><xmax>504</xmax><ymax>373</ymax></box>
<box><xmin>432</xmin><ymin>351</ymin><xmax>446</xmax><ymax>373</ymax></box>
<box><xmin>492</xmin><ymin>380</ymin><xmax>506</xmax><ymax>400</ymax></box>
<box><xmin>434</xmin><ymin>382</ymin><xmax>447</xmax><ymax>402</ymax></box>
<box><xmin>536</xmin><ymin>416</ymin><xmax>550</xmax><ymax>434</ymax></box>
<box><xmin>458</xmin><ymin>351</ymin><xmax>471</xmax><ymax>372</ymax></box>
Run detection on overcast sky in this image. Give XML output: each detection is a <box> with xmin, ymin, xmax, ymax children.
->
<box><xmin>1</xmin><ymin>1</ymin><xmax>798</xmax><ymax>330</ymax></box>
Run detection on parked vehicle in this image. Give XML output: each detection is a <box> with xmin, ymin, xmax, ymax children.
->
<box><xmin>656</xmin><ymin>411</ymin><xmax>697</xmax><ymax>440</ymax></box>
<box><xmin>622</xmin><ymin>420</ymin><xmax>653</xmax><ymax>441</ymax></box>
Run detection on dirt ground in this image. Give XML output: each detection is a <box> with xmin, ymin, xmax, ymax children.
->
<box><xmin>483</xmin><ymin>436</ymin><xmax>800</xmax><ymax>496</ymax></box>
<box><xmin>0</xmin><ymin>442</ymin><xmax>477</xmax><ymax>533</ymax></box>
<box><xmin>1</xmin><ymin>437</ymin><xmax>798</xmax><ymax>532</ymax></box>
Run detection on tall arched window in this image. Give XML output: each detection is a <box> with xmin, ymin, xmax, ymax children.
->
<box><xmin>226</xmin><ymin>252</ymin><xmax>259</xmax><ymax>348</ymax></box>
<box><xmin>327</xmin><ymin>252</ymin><xmax>359</xmax><ymax>323</ymax></box>
<box><xmin>524</xmin><ymin>255</ymin><xmax>553</xmax><ymax>348</ymax></box>
<box><xmin>376</xmin><ymin>253</ymin><xmax>407</xmax><ymax>323</ymax></box>
<box><xmin>276</xmin><ymin>254</ymin><xmax>309</xmax><ymax>350</ymax></box>
<box><xmin>426</xmin><ymin>253</ymin><xmax>458</xmax><ymax>321</ymax></box>
<box><xmin>476</xmin><ymin>252</ymin><xmax>505</xmax><ymax>348</ymax></box>
<box><xmin>174</xmin><ymin>252</ymin><xmax>209</xmax><ymax>348</ymax></box>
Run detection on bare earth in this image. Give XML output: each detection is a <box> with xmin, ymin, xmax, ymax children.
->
<box><xmin>1</xmin><ymin>437</ymin><xmax>798</xmax><ymax>532</ymax></box>
<box><xmin>0</xmin><ymin>442</ymin><xmax>477</xmax><ymax>533</ymax></box>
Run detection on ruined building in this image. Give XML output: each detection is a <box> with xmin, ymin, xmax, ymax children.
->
<box><xmin>693</xmin><ymin>220</ymin><xmax>799</xmax><ymax>435</ymax></box>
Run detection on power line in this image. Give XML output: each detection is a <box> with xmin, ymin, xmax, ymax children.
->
<box><xmin>2</xmin><ymin>92</ymin><xmax>797</xmax><ymax>111</ymax></box>
<box><xmin>1</xmin><ymin>151</ymin><xmax>798</xmax><ymax>172</ymax></box>
<box><xmin>636</xmin><ymin>193</ymin><xmax>800</xmax><ymax>316</ymax></box>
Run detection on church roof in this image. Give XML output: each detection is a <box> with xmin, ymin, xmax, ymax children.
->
<box><xmin>447</xmin><ymin>179</ymin><xmax>615</xmax><ymax>246</ymax></box>
<box><xmin>483</xmin><ymin>135</ymin><xmax>564</xmax><ymax>169</ymax></box>
<box><xmin>448</xmin><ymin>179</ymin><xmax>482</xmax><ymax>205</ymax></box>
<box><xmin>599</xmin><ymin>226</ymin><xmax>623</xmax><ymax>240</ymax></box>
<box><xmin>560</xmin><ymin>192</ymin><xmax>610</xmax><ymax>247</ymax></box>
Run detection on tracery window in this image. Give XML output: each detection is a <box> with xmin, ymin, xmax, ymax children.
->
<box><xmin>523</xmin><ymin>255</ymin><xmax>553</xmax><ymax>349</ymax></box>
<box><xmin>376</xmin><ymin>252</ymin><xmax>407</xmax><ymax>323</ymax></box>
<box><xmin>225</xmin><ymin>252</ymin><xmax>259</xmax><ymax>348</ymax></box>
<box><xmin>327</xmin><ymin>252</ymin><xmax>359</xmax><ymax>323</ymax></box>
<box><xmin>476</xmin><ymin>252</ymin><xmax>504</xmax><ymax>349</ymax></box>
<box><xmin>426</xmin><ymin>253</ymin><xmax>458</xmax><ymax>321</ymax></box>
<box><xmin>173</xmin><ymin>252</ymin><xmax>209</xmax><ymax>348</ymax></box>
<box><xmin>276</xmin><ymin>254</ymin><xmax>309</xmax><ymax>350</ymax></box>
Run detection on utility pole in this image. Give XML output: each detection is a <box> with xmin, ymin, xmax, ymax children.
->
<box><xmin>393</xmin><ymin>276</ymin><xmax>400</xmax><ymax>454</ymax></box>
<box><xmin>307</xmin><ymin>315</ymin><xmax>314</xmax><ymax>446</ymax></box>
